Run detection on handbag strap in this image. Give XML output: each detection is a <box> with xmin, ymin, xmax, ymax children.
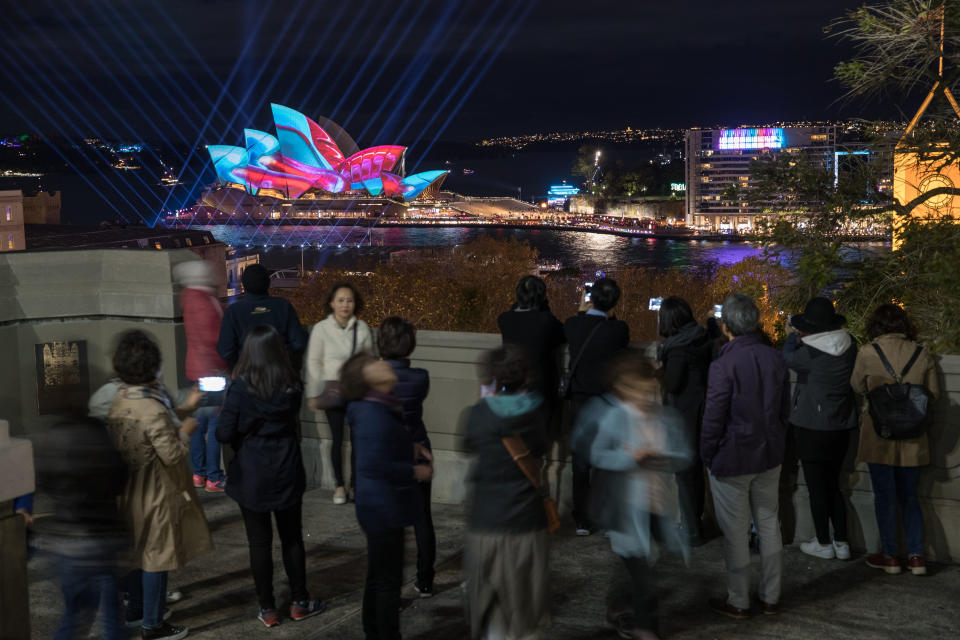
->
<box><xmin>567</xmin><ymin>320</ymin><xmax>605</xmax><ymax>380</ymax></box>
<box><xmin>502</xmin><ymin>434</ymin><xmax>546</xmax><ymax>494</ymax></box>
<box><xmin>350</xmin><ymin>321</ymin><xmax>358</xmax><ymax>356</ymax></box>
<box><xmin>872</xmin><ymin>343</ymin><xmax>923</xmax><ymax>384</ymax></box>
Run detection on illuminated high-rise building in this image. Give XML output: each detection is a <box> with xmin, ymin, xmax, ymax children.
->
<box><xmin>684</xmin><ymin>126</ymin><xmax>836</xmax><ymax>230</ymax></box>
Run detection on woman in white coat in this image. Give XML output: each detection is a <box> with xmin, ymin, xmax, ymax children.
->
<box><xmin>305</xmin><ymin>282</ymin><xmax>373</xmax><ymax>504</ymax></box>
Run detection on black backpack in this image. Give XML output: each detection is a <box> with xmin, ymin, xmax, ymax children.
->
<box><xmin>867</xmin><ymin>344</ymin><xmax>933</xmax><ymax>440</ymax></box>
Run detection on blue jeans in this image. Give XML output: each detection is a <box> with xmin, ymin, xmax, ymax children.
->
<box><xmin>55</xmin><ymin>555</ymin><xmax>120</xmax><ymax>640</ymax></box>
<box><xmin>126</xmin><ymin>569</ymin><xmax>168</xmax><ymax>628</ymax></box>
<box><xmin>868</xmin><ymin>463</ymin><xmax>924</xmax><ymax>557</ymax></box>
<box><xmin>190</xmin><ymin>407</ymin><xmax>223</xmax><ymax>482</ymax></box>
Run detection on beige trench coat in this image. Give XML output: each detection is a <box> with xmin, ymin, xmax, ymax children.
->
<box><xmin>109</xmin><ymin>385</ymin><xmax>213</xmax><ymax>572</ymax></box>
<box><xmin>851</xmin><ymin>333</ymin><xmax>940</xmax><ymax>467</ymax></box>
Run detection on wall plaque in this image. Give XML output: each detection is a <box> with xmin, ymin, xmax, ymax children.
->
<box><xmin>35</xmin><ymin>340</ymin><xmax>89</xmax><ymax>415</ymax></box>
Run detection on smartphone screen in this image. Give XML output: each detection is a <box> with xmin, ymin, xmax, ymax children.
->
<box><xmin>584</xmin><ymin>281</ymin><xmax>594</xmax><ymax>302</ymax></box>
<box><xmin>714</xmin><ymin>304</ymin><xmax>723</xmax><ymax>319</ymax></box>
<box><xmin>648</xmin><ymin>297</ymin><xmax>663</xmax><ymax>311</ymax></box>
<box><xmin>198</xmin><ymin>376</ymin><xmax>227</xmax><ymax>392</ymax></box>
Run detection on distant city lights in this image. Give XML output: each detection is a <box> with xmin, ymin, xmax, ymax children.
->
<box><xmin>716</xmin><ymin>127</ymin><xmax>784</xmax><ymax>151</ymax></box>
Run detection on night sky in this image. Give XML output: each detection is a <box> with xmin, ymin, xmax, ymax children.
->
<box><xmin>0</xmin><ymin>0</ymin><xmax>878</xmax><ymax>150</ymax></box>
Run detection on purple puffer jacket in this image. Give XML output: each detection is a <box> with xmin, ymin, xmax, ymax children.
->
<box><xmin>700</xmin><ymin>333</ymin><xmax>790</xmax><ymax>478</ymax></box>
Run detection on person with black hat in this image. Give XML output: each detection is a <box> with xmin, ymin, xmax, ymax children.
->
<box><xmin>217</xmin><ymin>264</ymin><xmax>308</xmax><ymax>371</ymax></box>
<box><xmin>782</xmin><ymin>296</ymin><xmax>858</xmax><ymax>561</ymax></box>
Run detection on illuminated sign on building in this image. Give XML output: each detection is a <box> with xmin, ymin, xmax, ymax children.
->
<box><xmin>716</xmin><ymin>128</ymin><xmax>784</xmax><ymax>151</ymax></box>
<box><xmin>547</xmin><ymin>184</ymin><xmax>580</xmax><ymax>197</ymax></box>
<box><xmin>670</xmin><ymin>182</ymin><xmax>686</xmax><ymax>192</ymax></box>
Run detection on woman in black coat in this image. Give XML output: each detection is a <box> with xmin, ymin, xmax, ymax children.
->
<box><xmin>216</xmin><ymin>325</ymin><xmax>323</xmax><ymax>628</ymax></box>
<box><xmin>657</xmin><ymin>296</ymin><xmax>712</xmax><ymax>546</ymax></box>
<box><xmin>497</xmin><ymin>276</ymin><xmax>565</xmax><ymax>428</ymax></box>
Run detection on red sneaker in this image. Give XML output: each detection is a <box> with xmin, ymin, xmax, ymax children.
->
<box><xmin>289</xmin><ymin>599</ymin><xmax>324</xmax><ymax>621</ymax></box>
<box><xmin>192</xmin><ymin>475</ymin><xmax>205</xmax><ymax>488</ymax></box>
<box><xmin>258</xmin><ymin>608</ymin><xmax>281</xmax><ymax>628</ymax></box>
<box><xmin>908</xmin><ymin>555</ymin><xmax>927</xmax><ymax>576</ymax></box>
<box><xmin>866</xmin><ymin>553</ymin><xmax>902</xmax><ymax>574</ymax></box>
<box><xmin>205</xmin><ymin>479</ymin><xmax>226</xmax><ymax>493</ymax></box>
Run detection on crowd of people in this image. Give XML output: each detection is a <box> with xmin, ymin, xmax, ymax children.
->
<box><xmin>24</xmin><ymin>261</ymin><xmax>941</xmax><ymax>640</ymax></box>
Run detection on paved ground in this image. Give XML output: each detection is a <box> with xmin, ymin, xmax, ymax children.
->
<box><xmin>27</xmin><ymin>488</ymin><xmax>960</xmax><ymax>639</ymax></box>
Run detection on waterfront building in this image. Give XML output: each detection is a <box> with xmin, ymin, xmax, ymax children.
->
<box><xmin>684</xmin><ymin>126</ymin><xmax>836</xmax><ymax>230</ymax></box>
<box><xmin>195</xmin><ymin>104</ymin><xmax>449</xmax><ymax>222</ymax></box>
<box><xmin>0</xmin><ymin>191</ymin><xmax>26</xmax><ymax>252</ymax></box>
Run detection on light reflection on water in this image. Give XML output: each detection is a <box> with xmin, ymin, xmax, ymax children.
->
<box><xmin>201</xmin><ymin>225</ymin><xmax>887</xmax><ymax>272</ymax></box>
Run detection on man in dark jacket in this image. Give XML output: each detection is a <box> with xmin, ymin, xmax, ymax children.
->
<box><xmin>563</xmin><ymin>277</ymin><xmax>630</xmax><ymax>535</ymax></box>
<box><xmin>701</xmin><ymin>293</ymin><xmax>789</xmax><ymax>620</ymax></box>
<box><xmin>217</xmin><ymin>264</ymin><xmax>307</xmax><ymax>369</ymax></box>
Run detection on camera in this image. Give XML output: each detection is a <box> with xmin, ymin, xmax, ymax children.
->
<box><xmin>584</xmin><ymin>281</ymin><xmax>594</xmax><ymax>302</ymax></box>
<box><xmin>198</xmin><ymin>376</ymin><xmax>227</xmax><ymax>392</ymax></box>
<box><xmin>714</xmin><ymin>304</ymin><xmax>723</xmax><ymax>319</ymax></box>
<box><xmin>648</xmin><ymin>297</ymin><xmax>663</xmax><ymax>311</ymax></box>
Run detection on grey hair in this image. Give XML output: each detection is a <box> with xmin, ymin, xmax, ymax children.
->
<box><xmin>721</xmin><ymin>293</ymin><xmax>759</xmax><ymax>336</ymax></box>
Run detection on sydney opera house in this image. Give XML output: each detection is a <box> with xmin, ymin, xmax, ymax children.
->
<box><xmin>195</xmin><ymin>104</ymin><xmax>450</xmax><ymax>220</ymax></box>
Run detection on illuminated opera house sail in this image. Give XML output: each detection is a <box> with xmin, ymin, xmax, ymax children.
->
<box><xmin>204</xmin><ymin>104</ymin><xmax>449</xmax><ymax>208</ymax></box>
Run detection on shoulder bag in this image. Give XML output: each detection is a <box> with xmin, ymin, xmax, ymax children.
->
<box><xmin>502</xmin><ymin>434</ymin><xmax>561</xmax><ymax>533</ymax></box>
<box><xmin>313</xmin><ymin>322</ymin><xmax>359</xmax><ymax>410</ymax></box>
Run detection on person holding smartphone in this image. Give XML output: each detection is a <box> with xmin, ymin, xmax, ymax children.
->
<box><xmin>173</xmin><ymin>259</ymin><xmax>228</xmax><ymax>493</ymax></box>
<box><xmin>563</xmin><ymin>277</ymin><xmax>630</xmax><ymax>536</ymax></box>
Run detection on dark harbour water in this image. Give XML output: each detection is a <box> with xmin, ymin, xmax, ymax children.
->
<box><xmin>200</xmin><ymin>224</ymin><xmax>888</xmax><ymax>274</ymax></box>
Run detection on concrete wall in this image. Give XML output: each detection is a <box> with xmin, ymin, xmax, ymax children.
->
<box><xmin>22</xmin><ymin>191</ymin><xmax>61</xmax><ymax>225</ymax></box>
<box><xmin>1</xmin><ymin>251</ymin><xmax>958</xmax><ymax>562</ymax></box>
<box><xmin>0</xmin><ymin>248</ymin><xmax>201</xmax><ymax>434</ymax></box>
<box><xmin>299</xmin><ymin>330</ymin><xmax>960</xmax><ymax>563</ymax></box>
<box><xmin>0</xmin><ymin>191</ymin><xmax>26</xmax><ymax>252</ymax></box>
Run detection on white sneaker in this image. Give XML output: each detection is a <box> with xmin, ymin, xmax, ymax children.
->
<box><xmin>800</xmin><ymin>538</ymin><xmax>835</xmax><ymax>559</ymax></box>
<box><xmin>832</xmin><ymin>540</ymin><xmax>851</xmax><ymax>560</ymax></box>
<box><xmin>333</xmin><ymin>486</ymin><xmax>347</xmax><ymax>505</ymax></box>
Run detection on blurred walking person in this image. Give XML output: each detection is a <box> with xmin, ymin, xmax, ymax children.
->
<box><xmin>852</xmin><ymin>304</ymin><xmax>939</xmax><ymax>575</ymax></box>
<box><xmin>583</xmin><ymin>355</ymin><xmax>690</xmax><ymax>640</ymax></box>
<box><xmin>341</xmin><ymin>353</ymin><xmax>432</xmax><ymax>640</ymax></box>
<box><xmin>783</xmin><ymin>297</ymin><xmax>858</xmax><ymax>560</ymax></box>
<box><xmin>216</xmin><ymin>325</ymin><xmax>324</xmax><ymax>627</ymax></box>
<box><xmin>378</xmin><ymin>317</ymin><xmax>437</xmax><ymax>598</ymax></box>
<box><xmin>656</xmin><ymin>296</ymin><xmax>712</xmax><ymax>546</ymax></box>
<box><xmin>701</xmin><ymin>294</ymin><xmax>789</xmax><ymax>619</ymax></box>
<box><xmin>107</xmin><ymin>330</ymin><xmax>213</xmax><ymax>640</ymax></box>
<box><xmin>564</xmin><ymin>277</ymin><xmax>630</xmax><ymax>535</ymax></box>
<box><xmin>463</xmin><ymin>345</ymin><xmax>550</xmax><ymax>640</ymax></box>
<box><xmin>37</xmin><ymin>417</ymin><xmax>129</xmax><ymax>640</ymax></box>
<box><xmin>173</xmin><ymin>259</ymin><xmax>229</xmax><ymax>493</ymax></box>
<box><xmin>305</xmin><ymin>282</ymin><xmax>374</xmax><ymax>505</ymax></box>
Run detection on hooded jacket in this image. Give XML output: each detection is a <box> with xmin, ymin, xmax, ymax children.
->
<box><xmin>386</xmin><ymin>359</ymin><xmax>431</xmax><ymax>448</ymax></box>
<box><xmin>658</xmin><ymin>322</ymin><xmax>712</xmax><ymax>446</ymax></box>
<box><xmin>701</xmin><ymin>333</ymin><xmax>790</xmax><ymax>477</ymax></box>
<box><xmin>348</xmin><ymin>391</ymin><xmax>421</xmax><ymax>533</ymax></box>
<box><xmin>782</xmin><ymin>330</ymin><xmax>858</xmax><ymax>431</ymax></box>
<box><xmin>217</xmin><ymin>293</ymin><xmax>307</xmax><ymax>369</ymax></box>
<box><xmin>216</xmin><ymin>378</ymin><xmax>305</xmax><ymax>512</ymax></box>
<box><xmin>180</xmin><ymin>287</ymin><xmax>227</xmax><ymax>381</ymax></box>
<box><xmin>464</xmin><ymin>392</ymin><xmax>548</xmax><ymax>532</ymax></box>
